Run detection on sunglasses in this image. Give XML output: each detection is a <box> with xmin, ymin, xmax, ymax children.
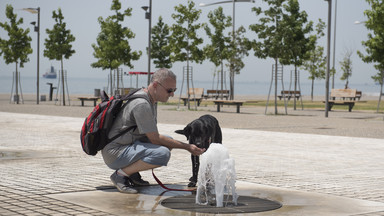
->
<box><xmin>157</xmin><ymin>82</ymin><xmax>177</xmax><ymax>94</ymax></box>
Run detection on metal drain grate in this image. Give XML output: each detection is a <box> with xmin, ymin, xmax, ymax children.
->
<box><xmin>161</xmin><ymin>195</ymin><xmax>282</xmax><ymax>214</ymax></box>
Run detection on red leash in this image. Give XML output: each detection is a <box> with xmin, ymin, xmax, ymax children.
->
<box><xmin>152</xmin><ymin>169</ymin><xmax>196</xmax><ymax>192</ymax></box>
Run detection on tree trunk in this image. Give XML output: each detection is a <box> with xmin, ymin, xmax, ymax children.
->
<box><xmin>61</xmin><ymin>58</ymin><xmax>66</xmax><ymax>106</ymax></box>
<box><xmin>187</xmin><ymin>59</ymin><xmax>190</xmax><ymax>110</ymax></box>
<box><xmin>220</xmin><ymin>61</ymin><xmax>224</xmax><ymax>100</ymax></box>
<box><xmin>15</xmin><ymin>62</ymin><xmax>19</xmax><ymax>104</ymax></box>
<box><xmin>293</xmin><ymin>64</ymin><xmax>298</xmax><ymax>110</ymax></box>
<box><xmin>311</xmin><ymin>78</ymin><xmax>314</xmax><ymax>102</ymax></box>
<box><xmin>377</xmin><ymin>77</ymin><xmax>383</xmax><ymax>113</ymax></box>
<box><xmin>230</xmin><ymin>70</ymin><xmax>235</xmax><ymax>100</ymax></box>
<box><xmin>110</xmin><ymin>69</ymin><xmax>113</xmax><ymax>96</ymax></box>
<box><xmin>274</xmin><ymin>58</ymin><xmax>278</xmax><ymax>115</ymax></box>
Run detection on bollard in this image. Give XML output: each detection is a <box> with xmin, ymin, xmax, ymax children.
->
<box><xmin>94</xmin><ymin>89</ymin><xmax>101</xmax><ymax>97</ymax></box>
<box><xmin>46</xmin><ymin>83</ymin><xmax>56</xmax><ymax>101</ymax></box>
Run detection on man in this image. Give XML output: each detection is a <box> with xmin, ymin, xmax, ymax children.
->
<box><xmin>102</xmin><ymin>68</ymin><xmax>205</xmax><ymax>193</ymax></box>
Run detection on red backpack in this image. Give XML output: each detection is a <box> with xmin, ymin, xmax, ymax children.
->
<box><xmin>80</xmin><ymin>89</ymin><xmax>147</xmax><ymax>155</ymax></box>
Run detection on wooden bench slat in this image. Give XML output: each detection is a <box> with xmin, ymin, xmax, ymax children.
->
<box><xmin>278</xmin><ymin>90</ymin><xmax>301</xmax><ymax>100</ymax></box>
<box><xmin>204</xmin><ymin>89</ymin><xmax>230</xmax><ymax>100</ymax></box>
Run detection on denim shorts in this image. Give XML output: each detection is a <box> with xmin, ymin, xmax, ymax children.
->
<box><xmin>107</xmin><ymin>140</ymin><xmax>171</xmax><ymax>170</ymax></box>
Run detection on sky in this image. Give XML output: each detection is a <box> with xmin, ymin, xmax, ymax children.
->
<box><xmin>0</xmin><ymin>0</ymin><xmax>375</xmax><ymax>87</ymax></box>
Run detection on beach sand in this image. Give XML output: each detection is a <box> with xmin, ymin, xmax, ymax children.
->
<box><xmin>1</xmin><ymin>93</ymin><xmax>383</xmax><ymax>139</ymax></box>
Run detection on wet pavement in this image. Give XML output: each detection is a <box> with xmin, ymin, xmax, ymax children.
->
<box><xmin>1</xmin><ymin>111</ymin><xmax>384</xmax><ymax>215</ymax></box>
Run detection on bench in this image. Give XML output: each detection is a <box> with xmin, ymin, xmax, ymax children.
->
<box><xmin>278</xmin><ymin>90</ymin><xmax>301</xmax><ymax>100</ymax></box>
<box><xmin>356</xmin><ymin>91</ymin><xmax>362</xmax><ymax>100</ymax></box>
<box><xmin>78</xmin><ymin>97</ymin><xmax>99</xmax><ymax>107</ymax></box>
<box><xmin>204</xmin><ymin>89</ymin><xmax>230</xmax><ymax>100</ymax></box>
<box><xmin>213</xmin><ymin>100</ymin><xmax>243</xmax><ymax>113</ymax></box>
<box><xmin>180</xmin><ymin>88</ymin><xmax>204</xmax><ymax>106</ymax></box>
<box><xmin>324</xmin><ymin>89</ymin><xmax>360</xmax><ymax>112</ymax></box>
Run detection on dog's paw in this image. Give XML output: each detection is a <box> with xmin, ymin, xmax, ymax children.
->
<box><xmin>188</xmin><ymin>181</ymin><xmax>197</xmax><ymax>187</ymax></box>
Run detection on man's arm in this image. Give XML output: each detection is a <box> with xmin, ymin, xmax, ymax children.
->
<box><xmin>146</xmin><ymin>131</ymin><xmax>205</xmax><ymax>156</ymax></box>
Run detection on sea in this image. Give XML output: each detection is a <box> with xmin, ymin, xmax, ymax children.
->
<box><xmin>0</xmin><ymin>75</ymin><xmax>381</xmax><ymax>97</ymax></box>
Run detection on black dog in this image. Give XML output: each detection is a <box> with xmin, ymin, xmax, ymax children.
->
<box><xmin>175</xmin><ymin>114</ymin><xmax>222</xmax><ymax>187</ymax></box>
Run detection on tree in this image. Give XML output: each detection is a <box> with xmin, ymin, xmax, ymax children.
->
<box><xmin>249</xmin><ymin>0</ymin><xmax>287</xmax><ymax>114</ymax></box>
<box><xmin>44</xmin><ymin>8</ymin><xmax>75</xmax><ymax>106</ymax></box>
<box><xmin>301</xmin><ymin>20</ymin><xmax>326</xmax><ymax>101</ymax></box>
<box><xmin>227</xmin><ymin>26</ymin><xmax>251</xmax><ymax>100</ymax></box>
<box><xmin>204</xmin><ymin>7</ymin><xmax>232</xmax><ymax>98</ymax></box>
<box><xmin>301</xmin><ymin>46</ymin><xmax>326</xmax><ymax>101</ymax></box>
<box><xmin>339</xmin><ymin>49</ymin><xmax>353</xmax><ymax>89</ymax></box>
<box><xmin>278</xmin><ymin>0</ymin><xmax>316</xmax><ymax>110</ymax></box>
<box><xmin>357</xmin><ymin>0</ymin><xmax>384</xmax><ymax>111</ymax></box>
<box><xmin>168</xmin><ymin>0</ymin><xmax>204</xmax><ymax>109</ymax></box>
<box><xmin>151</xmin><ymin>16</ymin><xmax>172</xmax><ymax>68</ymax></box>
<box><xmin>0</xmin><ymin>5</ymin><xmax>32</xmax><ymax>104</ymax></box>
<box><xmin>91</xmin><ymin>0</ymin><xmax>141</xmax><ymax>95</ymax></box>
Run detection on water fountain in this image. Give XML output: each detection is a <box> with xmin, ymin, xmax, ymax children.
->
<box><xmin>196</xmin><ymin>143</ymin><xmax>238</xmax><ymax>207</ymax></box>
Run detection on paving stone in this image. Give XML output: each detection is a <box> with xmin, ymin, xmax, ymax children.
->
<box><xmin>0</xmin><ymin>112</ymin><xmax>383</xmax><ymax>215</ymax></box>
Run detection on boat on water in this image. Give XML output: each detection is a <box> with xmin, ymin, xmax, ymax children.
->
<box><xmin>43</xmin><ymin>66</ymin><xmax>57</xmax><ymax>79</ymax></box>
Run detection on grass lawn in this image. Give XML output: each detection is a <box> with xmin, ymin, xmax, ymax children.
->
<box><xmin>161</xmin><ymin>98</ymin><xmax>384</xmax><ymax>112</ymax></box>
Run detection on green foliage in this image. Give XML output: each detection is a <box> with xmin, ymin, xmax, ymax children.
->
<box><xmin>250</xmin><ymin>0</ymin><xmax>317</xmax><ymax>68</ymax></box>
<box><xmin>301</xmin><ymin>20</ymin><xmax>327</xmax><ymax>81</ymax></box>
<box><xmin>91</xmin><ymin>0</ymin><xmax>141</xmax><ymax>70</ymax></box>
<box><xmin>151</xmin><ymin>16</ymin><xmax>172</xmax><ymax>68</ymax></box>
<box><xmin>301</xmin><ymin>46</ymin><xmax>326</xmax><ymax>80</ymax></box>
<box><xmin>249</xmin><ymin>0</ymin><xmax>285</xmax><ymax>60</ymax></box>
<box><xmin>279</xmin><ymin>0</ymin><xmax>314</xmax><ymax>67</ymax></box>
<box><xmin>0</xmin><ymin>4</ymin><xmax>32</xmax><ymax>68</ymax></box>
<box><xmin>168</xmin><ymin>0</ymin><xmax>204</xmax><ymax>64</ymax></box>
<box><xmin>227</xmin><ymin>26</ymin><xmax>251</xmax><ymax>75</ymax></box>
<box><xmin>339</xmin><ymin>49</ymin><xmax>353</xmax><ymax>89</ymax></box>
<box><xmin>204</xmin><ymin>6</ymin><xmax>232</xmax><ymax>67</ymax></box>
<box><xmin>44</xmin><ymin>8</ymin><xmax>75</xmax><ymax>61</ymax></box>
<box><xmin>357</xmin><ymin>0</ymin><xmax>384</xmax><ymax>84</ymax></box>
<box><xmin>371</xmin><ymin>67</ymin><xmax>384</xmax><ymax>84</ymax></box>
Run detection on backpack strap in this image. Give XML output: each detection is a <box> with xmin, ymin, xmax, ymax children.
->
<box><xmin>108</xmin><ymin>89</ymin><xmax>151</xmax><ymax>143</ymax></box>
<box><xmin>108</xmin><ymin>125</ymin><xmax>138</xmax><ymax>143</ymax></box>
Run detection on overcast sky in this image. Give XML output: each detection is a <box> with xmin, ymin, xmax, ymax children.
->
<box><xmin>0</xmin><ymin>0</ymin><xmax>375</xmax><ymax>86</ymax></box>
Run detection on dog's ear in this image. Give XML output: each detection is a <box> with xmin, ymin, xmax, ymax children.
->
<box><xmin>174</xmin><ymin>129</ymin><xmax>185</xmax><ymax>135</ymax></box>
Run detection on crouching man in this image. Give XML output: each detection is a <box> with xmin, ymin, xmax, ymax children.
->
<box><xmin>101</xmin><ymin>68</ymin><xmax>204</xmax><ymax>193</ymax></box>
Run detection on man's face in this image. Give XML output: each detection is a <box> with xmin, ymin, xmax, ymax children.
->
<box><xmin>155</xmin><ymin>78</ymin><xmax>176</xmax><ymax>102</ymax></box>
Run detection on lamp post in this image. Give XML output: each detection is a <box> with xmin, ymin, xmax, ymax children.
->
<box><xmin>332</xmin><ymin>0</ymin><xmax>337</xmax><ymax>89</ymax></box>
<box><xmin>142</xmin><ymin>0</ymin><xmax>152</xmax><ymax>86</ymax></box>
<box><xmin>23</xmin><ymin>7</ymin><xmax>40</xmax><ymax>104</ymax></box>
<box><xmin>200</xmin><ymin>0</ymin><xmax>254</xmax><ymax>99</ymax></box>
<box><xmin>324</xmin><ymin>0</ymin><xmax>332</xmax><ymax>118</ymax></box>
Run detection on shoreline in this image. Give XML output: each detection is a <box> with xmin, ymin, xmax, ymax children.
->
<box><xmin>1</xmin><ymin>92</ymin><xmax>381</xmax><ymax>102</ymax></box>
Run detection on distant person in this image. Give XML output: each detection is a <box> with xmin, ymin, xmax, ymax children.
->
<box><xmin>101</xmin><ymin>68</ymin><xmax>205</xmax><ymax>193</ymax></box>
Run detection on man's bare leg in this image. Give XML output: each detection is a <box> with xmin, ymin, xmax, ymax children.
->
<box><xmin>121</xmin><ymin>160</ymin><xmax>160</xmax><ymax>176</ymax></box>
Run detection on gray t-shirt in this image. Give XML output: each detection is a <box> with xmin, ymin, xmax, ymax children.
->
<box><xmin>101</xmin><ymin>89</ymin><xmax>157</xmax><ymax>165</ymax></box>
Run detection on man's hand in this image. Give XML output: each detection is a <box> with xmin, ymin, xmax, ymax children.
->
<box><xmin>188</xmin><ymin>144</ymin><xmax>205</xmax><ymax>156</ymax></box>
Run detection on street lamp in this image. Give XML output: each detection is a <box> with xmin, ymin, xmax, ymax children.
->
<box><xmin>200</xmin><ymin>0</ymin><xmax>254</xmax><ymax>99</ymax></box>
<box><xmin>142</xmin><ymin>0</ymin><xmax>152</xmax><ymax>86</ymax></box>
<box><xmin>354</xmin><ymin>20</ymin><xmax>366</xmax><ymax>25</ymax></box>
<box><xmin>23</xmin><ymin>7</ymin><xmax>40</xmax><ymax>104</ymax></box>
<box><xmin>324</xmin><ymin>0</ymin><xmax>332</xmax><ymax>118</ymax></box>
